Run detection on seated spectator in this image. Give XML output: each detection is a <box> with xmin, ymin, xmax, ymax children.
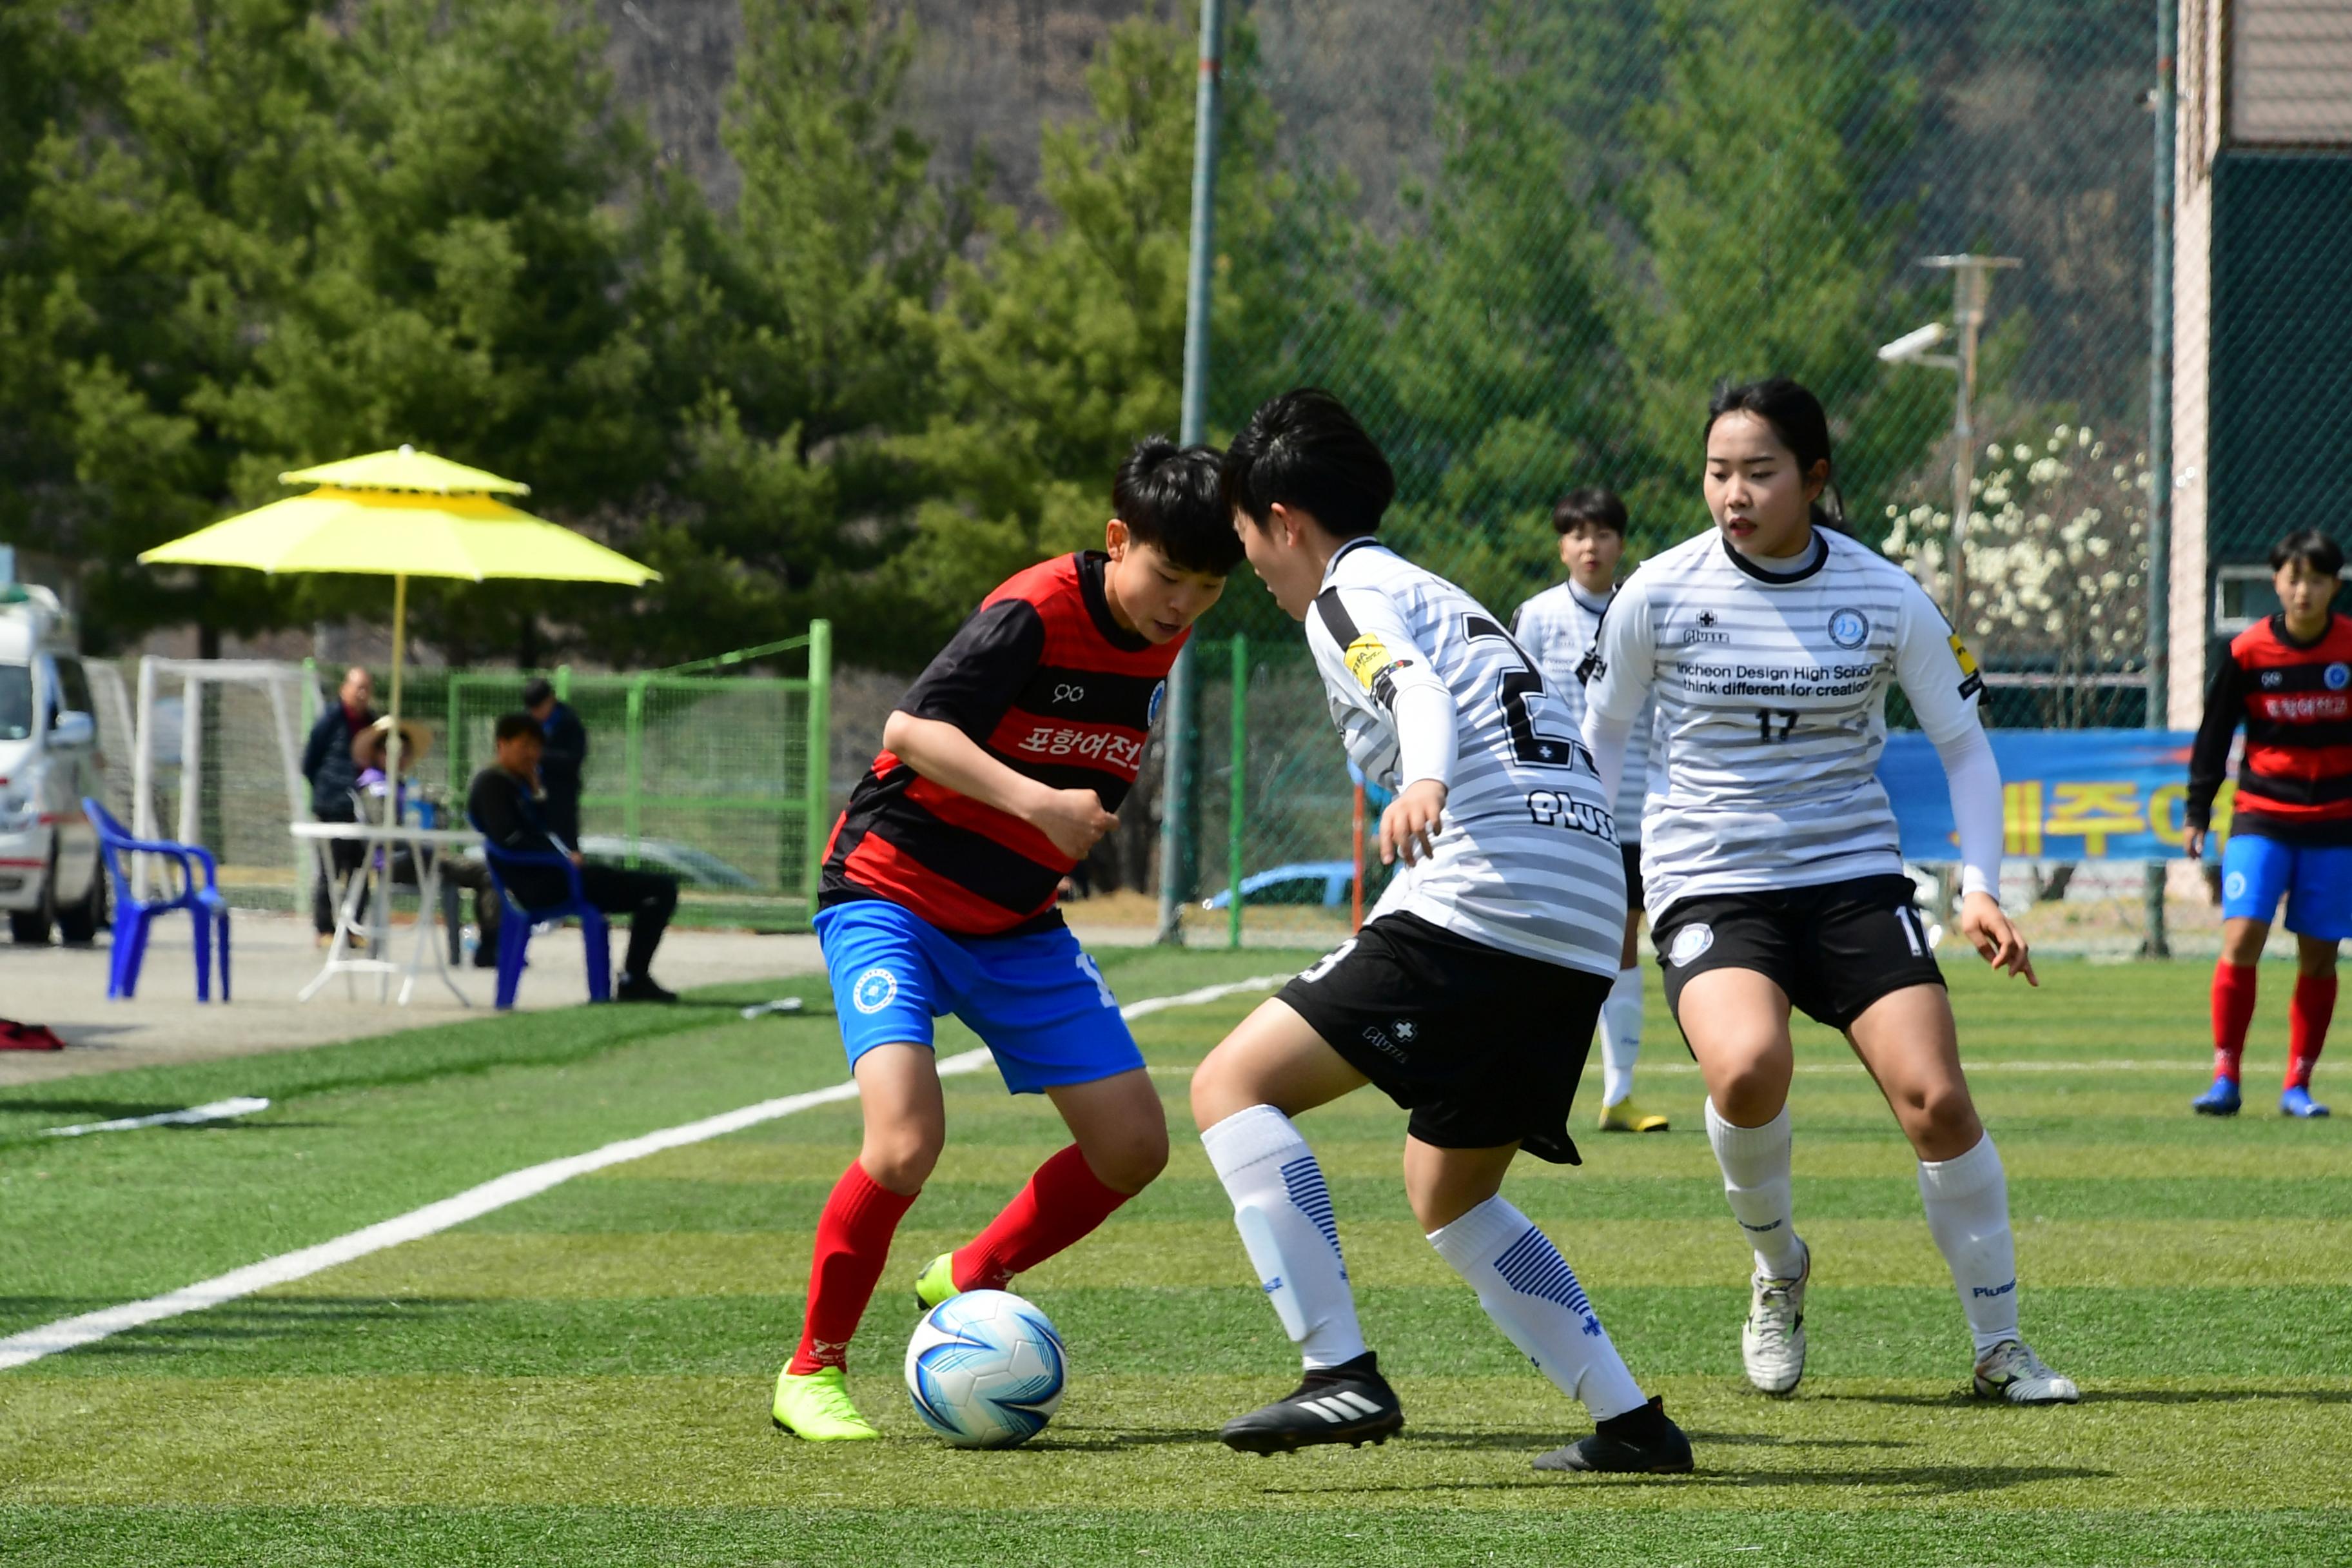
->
<box><xmin>469</xmin><ymin>711</ymin><xmax>679</xmax><ymax>1003</ymax></box>
<box><xmin>353</xmin><ymin>720</ymin><xmax>500</xmax><ymax>969</ymax></box>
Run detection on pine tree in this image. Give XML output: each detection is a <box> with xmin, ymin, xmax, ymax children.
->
<box><xmin>1612</xmin><ymin>0</ymin><xmax>1943</xmax><ymax>532</ymax></box>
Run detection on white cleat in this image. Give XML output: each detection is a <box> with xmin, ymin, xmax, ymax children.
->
<box><xmin>1972</xmin><ymin>1338</ymin><xmax>2080</xmax><ymax>1405</ymax></box>
<box><xmin>1741</xmin><ymin>1240</ymin><xmax>1810</xmax><ymax>1395</ymax></box>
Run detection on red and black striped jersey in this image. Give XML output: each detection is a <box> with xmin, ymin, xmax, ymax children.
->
<box><xmin>2187</xmin><ymin>611</ymin><xmax>2352</xmax><ymax>844</ymax></box>
<box><xmin>821</xmin><ymin>551</ymin><xmax>1182</xmax><ymax>936</ymax></box>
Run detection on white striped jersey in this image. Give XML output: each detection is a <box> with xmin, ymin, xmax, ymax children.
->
<box><xmin>1513</xmin><ymin>580</ymin><xmax>1656</xmax><ymax>836</ymax></box>
<box><xmin>1306</xmin><ymin>537</ymin><xmax>1625</xmax><ymax>977</ymax></box>
<box><xmin>1583</xmin><ymin>527</ymin><xmax>1986</xmax><ymax>917</ymax></box>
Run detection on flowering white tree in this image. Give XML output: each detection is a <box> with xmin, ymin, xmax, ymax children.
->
<box><xmin>1880</xmin><ymin>422</ymin><xmax>2151</xmax><ymax>729</ymax></box>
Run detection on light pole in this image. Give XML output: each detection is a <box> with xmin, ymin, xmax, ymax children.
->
<box><xmin>1879</xmin><ymin>255</ymin><xmax>2019</xmax><ymax>930</ymax></box>
<box><xmin>1155</xmin><ymin>0</ymin><xmax>1226</xmax><ymax>945</ymax></box>
<box><xmin>1878</xmin><ymin>255</ymin><xmax>2021</xmax><ymax>629</ymax></box>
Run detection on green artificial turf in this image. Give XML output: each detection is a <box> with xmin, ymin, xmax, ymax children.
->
<box><xmin>3</xmin><ymin>950</ymin><xmax>2349</xmax><ymax>1565</ymax></box>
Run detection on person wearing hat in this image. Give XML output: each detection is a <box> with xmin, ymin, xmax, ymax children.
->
<box><xmin>352</xmin><ymin>719</ymin><xmax>501</xmax><ymax>968</ymax></box>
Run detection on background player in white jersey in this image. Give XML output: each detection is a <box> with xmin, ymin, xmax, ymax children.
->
<box><xmin>1189</xmin><ymin>388</ymin><xmax>1690</xmax><ymax>1473</ymax></box>
<box><xmin>1514</xmin><ymin>487</ymin><xmax>1667</xmax><ymax>1133</ymax></box>
<box><xmin>1581</xmin><ymin>378</ymin><xmax>2077</xmax><ymax>1406</ymax></box>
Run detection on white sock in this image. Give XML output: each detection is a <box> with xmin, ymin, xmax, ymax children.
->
<box><xmin>1600</xmin><ymin>964</ymin><xmax>1643</xmax><ymax>1106</ymax></box>
<box><xmin>1916</xmin><ymin>1133</ymin><xmax>2020</xmax><ymax>1357</ymax></box>
<box><xmin>1200</xmin><ymin>1104</ymin><xmax>1367</xmax><ymax>1369</ymax></box>
<box><xmin>1705</xmin><ymin>1099</ymin><xmax>1807</xmax><ymax>1279</ymax></box>
<box><xmin>1427</xmin><ymin>1195</ymin><xmax>1647</xmax><ymax>1420</ymax></box>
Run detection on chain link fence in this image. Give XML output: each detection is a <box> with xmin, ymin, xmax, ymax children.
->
<box><xmin>1133</xmin><ymin>0</ymin><xmax>2339</xmax><ymax>955</ymax></box>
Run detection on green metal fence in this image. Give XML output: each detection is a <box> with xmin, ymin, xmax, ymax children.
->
<box><xmin>295</xmin><ymin>623</ymin><xmax>831</xmax><ymax>928</ymax></box>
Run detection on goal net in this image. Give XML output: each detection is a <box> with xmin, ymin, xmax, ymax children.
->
<box><xmin>126</xmin><ymin>658</ymin><xmax>315</xmax><ymax>903</ymax></box>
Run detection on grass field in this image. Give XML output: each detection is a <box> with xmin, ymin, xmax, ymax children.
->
<box><xmin>2</xmin><ymin>946</ymin><xmax>2348</xmax><ymax>1567</ymax></box>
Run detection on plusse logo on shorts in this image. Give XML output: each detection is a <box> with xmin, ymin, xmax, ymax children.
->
<box><xmin>850</xmin><ymin>967</ymin><xmax>900</xmax><ymax>1014</ymax></box>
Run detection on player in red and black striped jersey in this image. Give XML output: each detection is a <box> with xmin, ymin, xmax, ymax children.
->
<box><xmin>2186</xmin><ymin>529</ymin><xmax>2351</xmax><ymax>1119</ymax></box>
<box><xmin>772</xmin><ymin>438</ymin><xmax>1244</xmax><ymax>1442</ymax></box>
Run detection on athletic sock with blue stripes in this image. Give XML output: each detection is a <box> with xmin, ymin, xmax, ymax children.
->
<box><xmin>1200</xmin><ymin>1104</ymin><xmax>1367</xmax><ymax>1370</ymax></box>
<box><xmin>1427</xmin><ymin>1195</ymin><xmax>1647</xmax><ymax>1420</ymax></box>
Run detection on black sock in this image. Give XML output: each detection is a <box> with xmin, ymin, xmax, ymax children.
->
<box><xmin>1596</xmin><ymin>1395</ymin><xmax>1666</xmax><ymax>1436</ymax></box>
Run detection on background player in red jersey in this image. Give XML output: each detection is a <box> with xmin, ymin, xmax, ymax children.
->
<box><xmin>2186</xmin><ymin>529</ymin><xmax>2351</xmax><ymax>1119</ymax></box>
<box><xmin>772</xmin><ymin>438</ymin><xmax>1243</xmax><ymax>1440</ymax></box>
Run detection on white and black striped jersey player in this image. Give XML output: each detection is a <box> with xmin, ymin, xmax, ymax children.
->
<box><xmin>1309</xmin><ymin>536</ymin><xmax>1627</xmax><ymax>981</ymax></box>
<box><xmin>1578</xmin><ymin>524</ymin><xmax>2001</xmax><ymax>968</ymax></box>
<box><xmin>1514</xmin><ymin>577</ymin><xmax>1663</xmax><ymax>1128</ymax></box>
<box><xmin>1513</xmin><ymin>582</ymin><xmax>1656</xmax><ymax>842</ymax></box>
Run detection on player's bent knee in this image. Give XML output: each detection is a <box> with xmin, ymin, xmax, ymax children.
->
<box><xmin>859</xmin><ymin>1123</ymin><xmax>944</xmax><ymax>1194</ymax></box>
<box><xmin>1089</xmin><ymin>1127</ymin><xmax>1170</xmax><ymax>1194</ymax></box>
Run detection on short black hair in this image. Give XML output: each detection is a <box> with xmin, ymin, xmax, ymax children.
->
<box><xmin>1552</xmin><ymin>487</ymin><xmax>1627</xmax><ymax>536</ymax></box>
<box><xmin>1113</xmin><ymin>436</ymin><xmax>1244</xmax><ymax>575</ymax></box>
<box><xmin>1221</xmin><ymin>387</ymin><xmax>1396</xmax><ymax>540</ymax></box>
<box><xmin>521</xmin><ymin>677</ymin><xmax>555</xmax><ymax>708</ymax></box>
<box><xmin>495</xmin><ymin>711</ymin><xmax>543</xmax><ymax>745</ymax></box>
<box><xmin>2270</xmin><ymin>528</ymin><xmax>2345</xmax><ymax>579</ymax></box>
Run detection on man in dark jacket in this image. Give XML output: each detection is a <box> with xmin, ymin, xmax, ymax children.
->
<box><xmin>523</xmin><ymin>677</ymin><xmax>588</xmax><ymax>847</ymax></box>
<box><xmin>469</xmin><ymin>711</ymin><xmax>678</xmax><ymax>1002</ymax></box>
<box><xmin>301</xmin><ymin>665</ymin><xmax>377</xmax><ymax>939</ymax></box>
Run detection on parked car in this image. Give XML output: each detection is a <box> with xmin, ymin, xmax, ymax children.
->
<box><xmin>1200</xmin><ymin>860</ymin><xmax>1357</xmax><ymax>912</ymax></box>
<box><xmin>0</xmin><ymin>583</ymin><xmax>106</xmax><ymax>945</ymax></box>
<box><xmin>576</xmin><ymin>835</ymin><xmax>760</xmax><ymax>891</ymax></box>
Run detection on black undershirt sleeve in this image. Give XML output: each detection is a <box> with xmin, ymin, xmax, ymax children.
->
<box><xmin>898</xmin><ymin>599</ymin><xmax>1046</xmax><ymax>741</ymax></box>
<box><xmin>2185</xmin><ymin>652</ymin><xmax>2248</xmax><ymax>830</ymax></box>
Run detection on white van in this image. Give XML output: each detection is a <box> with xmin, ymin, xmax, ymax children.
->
<box><xmin>0</xmin><ymin>583</ymin><xmax>107</xmax><ymax>943</ymax></box>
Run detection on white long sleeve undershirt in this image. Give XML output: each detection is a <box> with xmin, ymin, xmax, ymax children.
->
<box><xmin>1391</xmin><ymin>683</ymin><xmax>1460</xmax><ymax>791</ymax></box>
<box><xmin>1931</xmin><ymin>724</ymin><xmax>2004</xmax><ymax>900</ymax></box>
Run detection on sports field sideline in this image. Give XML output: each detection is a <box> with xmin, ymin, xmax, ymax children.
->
<box><xmin>1</xmin><ymin>947</ymin><xmax>2347</xmax><ymax>1567</ymax></box>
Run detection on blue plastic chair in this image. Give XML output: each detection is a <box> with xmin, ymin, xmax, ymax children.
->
<box><xmin>467</xmin><ymin>810</ymin><xmax>609</xmax><ymax>1010</ymax></box>
<box><xmin>81</xmin><ymin>798</ymin><xmax>230</xmax><ymax>1003</ymax></box>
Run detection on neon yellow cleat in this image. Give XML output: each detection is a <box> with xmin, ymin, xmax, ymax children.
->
<box><xmin>1598</xmin><ymin>1097</ymin><xmax>1670</xmax><ymax>1133</ymax></box>
<box><xmin>772</xmin><ymin>1365</ymin><xmax>883</xmax><ymax>1441</ymax></box>
<box><xmin>912</xmin><ymin>1252</ymin><xmax>961</xmax><ymax>1311</ymax></box>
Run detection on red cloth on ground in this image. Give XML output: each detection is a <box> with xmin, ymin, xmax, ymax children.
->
<box><xmin>953</xmin><ymin>1142</ymin><xmax>1134</xmax><ymax>1293</ymax></box>
<box><xmin>2288</xmin><ymin>972</ymin><xmax>2337</xmax><ymax>1090</ymax></box>
<box><xmin>2211</xmin><ymin>961</ymin><xmax>2259</xmax><ymax>1082</ymax></box>
<box><xmin>788</xmin><ymin>1161</ymin><xmax>918</xmax><ymax>1375</ymax></box>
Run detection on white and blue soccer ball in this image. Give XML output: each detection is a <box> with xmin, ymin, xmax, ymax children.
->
<box><xmin>903</xmin><ymin>1289</ymin><xmax>1066</xmax><ymax>1448</ymax></box>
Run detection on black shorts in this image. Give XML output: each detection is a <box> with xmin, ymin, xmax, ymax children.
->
<box><xmin>1651</xmin><ymin>874</ymin><xmax>1944</xmax><ymax>1032</ymax></box>
<box><xmin>1276</xmin><ymin>912</ymin><xmax>1611</xmax><ymax>1165</ymax></box>
<box><xmin>1622</xmin><ymin>841</ymin><xmax>1645</xmax><ymax>915</ymax></box>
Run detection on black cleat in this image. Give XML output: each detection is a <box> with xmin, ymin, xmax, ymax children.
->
<box><xmin>1533</xmin><ymin>1395</ymin><xmax>1694</xmax><ymax>1474</ymax></box>
<box><xmin>615</xmin><ymin>974</ymin><xmax>679</xmax><ymax>1004</ymax></box>
<box><xmin>1219</xmin><ymin>1351</ymin><xmax>1406</xmax><ymax>1455</ymax></box>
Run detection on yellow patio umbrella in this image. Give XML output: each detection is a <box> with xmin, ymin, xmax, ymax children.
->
<box><xmin>139</xmin><ymin>445</ymin><xmax>658</xmax><ymax>818</ymax></box>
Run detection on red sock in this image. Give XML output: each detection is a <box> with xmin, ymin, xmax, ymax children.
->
<box><xmin>789</xmin><ymin>1161</ymin><xmax>918</xmax><ymax>1375</ymax></box>
<box><xmin>953</xmin><ymin>1144</ymin><xmax>1135</xmax><ymax>1292</ymax></box>
<box><xmin>2288</xmin><ymin>972</ymin><xmax>2337</xmax><ymax>1090</ymax></box>
<box><xmin>2211</xmin><ymin>961</ymin><xmax>2259</xmax><ymax>1083</ymax></box>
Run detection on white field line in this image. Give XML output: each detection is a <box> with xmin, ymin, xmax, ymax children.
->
<box><xmin>0</xmin><ymin>972</ymin><xmax>1291</xmax><ymax>1374</ymax></box>
<box><xmin>42</xmin><ymin>1097</ymin><xmax>271</xmax><ymax>1138</ymax></box>
<box><xmin>1148</xmin><ymin>1057</ymin><xmax>2200</xmax><ymax>1078</ymax></box>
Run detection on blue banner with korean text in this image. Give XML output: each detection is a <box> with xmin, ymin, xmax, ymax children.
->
<box><xmin>1876</xmin><ymin>729</ymin><xmax>2227</xmax><ymax>862</ymax></box>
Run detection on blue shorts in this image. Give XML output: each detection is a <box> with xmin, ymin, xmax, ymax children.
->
<box><xmin>814</xmin><ymin>901</ymin><xmax>1143</xmax><ymax>1093</ymax></box>
<box><xmin>2220</xmin><ymin>834</ymin><xmax>2352</xmax><ymax>941</ymax></box>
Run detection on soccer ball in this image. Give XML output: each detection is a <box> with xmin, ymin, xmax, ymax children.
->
<box><xmin>903</xmin><ymin>1289</ymin><xmax>1066</xmax><ymax>1448</ymax></box>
